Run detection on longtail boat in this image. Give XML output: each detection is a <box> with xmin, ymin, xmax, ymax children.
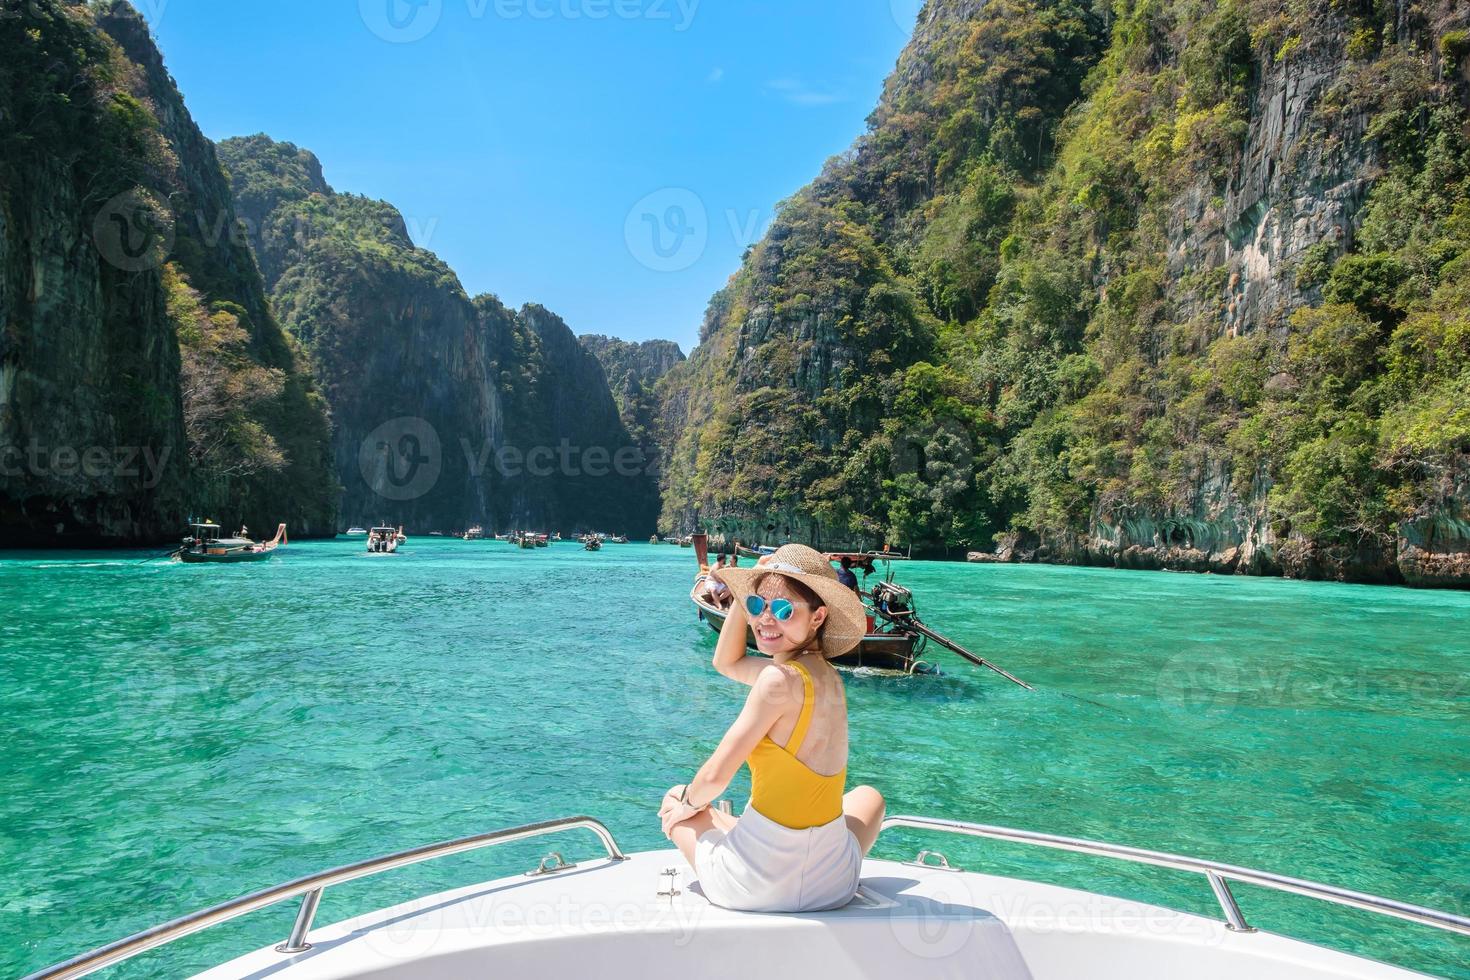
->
<box><xmin>583</xmin><ymin>535</ymin><xmax>602</xmax><ymax>551</ymax></box>
<box><xmin>687</xmin><ymin>533</ymin><xmax>932</xmax><ymax>672</ymax></box>
<box><xmin>177</xmin><ymin>523</ymin><xmax>287</xmax><ymax>564</ymax></box>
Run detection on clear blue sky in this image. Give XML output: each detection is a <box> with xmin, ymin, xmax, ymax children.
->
<box><xmin>138</xmin><ymin>0</ymin><xmax>921</xmax><ymax>354</ymax></box>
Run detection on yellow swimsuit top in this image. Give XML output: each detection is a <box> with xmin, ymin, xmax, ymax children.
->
<box><xmin>748</xmin><ymin>660</ymin><xmax>846</xmax><ymax>829</ymax></box>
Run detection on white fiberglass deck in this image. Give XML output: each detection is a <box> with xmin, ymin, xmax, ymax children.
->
<box><xmin>194</xmin><ymin>848</ymin><xmax>1430</xmax><ymax>980</ymax></box>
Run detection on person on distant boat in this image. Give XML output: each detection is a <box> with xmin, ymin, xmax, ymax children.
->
<box><xmin>705</xmin><ymin>555</ymin><xmax>732</xmax><ymax>608</ymax></box>
<box><xmin>659</xmin><ymin>544</ymin><xmax>884</xmax><ymax>913</ymax></box>
<box><xmin>835</xmin><ymin>556</ymin><xmax>859</xmax><ymax>592</ymax></box>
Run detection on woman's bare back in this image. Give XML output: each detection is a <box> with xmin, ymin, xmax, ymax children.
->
<box><xmin>762</xmin><ymin>654</ymin><xmax>848</xmax><ymax>777</ymax></box>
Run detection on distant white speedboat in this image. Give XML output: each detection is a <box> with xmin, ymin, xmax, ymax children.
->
<box><xmin>365</xmin><ymin>527</ymin><xmax>400</xmax><ymax>554</ymax></box>
<box><xmin>27</xmin><ymin>812</ymin><xmax>1468</xmax><ymax>980</ymax></box>
<box><xmin>344</xmin><ymin>527</ymin><xmax>368</xmax><ymax>536</ymax></box>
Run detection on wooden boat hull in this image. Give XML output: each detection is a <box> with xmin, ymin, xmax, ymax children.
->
<box><xmin>690</xmin><ymin>578</ymin><xmax>928</xmax><ymax>672</ymax></box>
<box><xmin>179</xmin><ymin>548</ymin><xmax>275</xmax><ymax>564</ymax></box>
<box><xmin>178</xmin><ymin>524</ymin><xmax>287</xmax><ymax>564</ymax></box>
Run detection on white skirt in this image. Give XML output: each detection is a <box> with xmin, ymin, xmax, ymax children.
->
<box><xmin>693</xmin><ymin>801</ymin><xmax>863</xmax><ymax>912</ymax></box>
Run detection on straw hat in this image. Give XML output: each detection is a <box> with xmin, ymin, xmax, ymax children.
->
<box><xmin>713</xmin><ymin>544</ymin><xmax>867</xmax><ymax>657</ymax></box>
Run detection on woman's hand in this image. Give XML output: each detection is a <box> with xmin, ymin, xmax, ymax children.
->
<box><xmin>659</xmin><ymin>786</ymin><xmax>701</xmax><ymax>837</ymax></box>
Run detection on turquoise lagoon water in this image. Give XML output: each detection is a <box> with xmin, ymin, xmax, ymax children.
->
<box><xmin>1</xmin><ymin>540</ymin><xmax>1466</xmax><ymax>977</ymax></box>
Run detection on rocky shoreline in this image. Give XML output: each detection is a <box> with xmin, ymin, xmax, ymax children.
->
<box><xmin>967</xmin><ymin>529</ymin><xmax>1470</xmax><ymax>590</ymax></box>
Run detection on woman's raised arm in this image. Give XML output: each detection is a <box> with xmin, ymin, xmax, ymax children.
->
<box><xmin>711</xmin><ymin>574</ymin><xmax>765</xmax><ymax>686</ymax></box>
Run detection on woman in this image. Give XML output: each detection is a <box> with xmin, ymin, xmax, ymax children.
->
<box><xmin>659</xmin><ymin>543</ymin><xmax>886</xmax><ymax>912</ymax></box>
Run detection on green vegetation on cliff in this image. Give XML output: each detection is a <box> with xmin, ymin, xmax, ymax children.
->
<box><xmin>217</xmin><ymin>134</ymin><xmax>661</xmax><ymax>535</ymax></box>
<box><xmin>659</xmin><ymin>0</ymin><xmax>1470</xmax><ymax>584</ymax></box>
<box><xmin>580</xmin><ymin>335</ymin><xmax>685</xmax><ymax>484</ymax></box>
<box><xmin>0</xmin><ymin>0</ymin><xmax>336</xmax><ymax>542</ymax></box>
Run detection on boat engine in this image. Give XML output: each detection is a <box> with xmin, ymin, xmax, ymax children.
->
<box><xmin>869</xmin><ymin>580</ymin><xmax>915</xmax><ymax>619</ymax></box>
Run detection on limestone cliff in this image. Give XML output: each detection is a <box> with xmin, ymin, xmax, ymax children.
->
<box><xmin>579</xmin><ymin>334</ymin><xmax>684</xmax><ymax>492</ymax></box>
<box><xmin>657</xmin><ymin>0</ymin><xmax>1470</xmax><ymax>587</ymax></box>
<box><xmin>0</xmin><ymin>0</ymin><xmax>336</xmax><ymax>545</ymax></box>
<box><xmin>217</xmin><ymin>136</ymin><xmax>659</xmax><ymax>534</ymax></box>
<box><xmin>579</xmin><ymin>335</ymin><xmax>684</xmax><ymax>408</ymax></box>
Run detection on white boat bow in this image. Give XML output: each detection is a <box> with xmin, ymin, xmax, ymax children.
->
<box><xmin>24</xmin><ymin>815</ymin><xmax>1468</xmax><ymax>980</ymax></box>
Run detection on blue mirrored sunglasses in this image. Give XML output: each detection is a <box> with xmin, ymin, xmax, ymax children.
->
<box><xmin>745</xmin><ymin>595</ymin><xmax>808</xmax><ymax>620</ymax></box>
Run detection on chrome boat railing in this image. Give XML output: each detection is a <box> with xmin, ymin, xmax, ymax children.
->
<box><xmin>882</xmin><ymin>815</ymin><xmax>1470</xmax><ymax>937</ymax></box>
<box><xmin>22</xmin><ymin>816</ymin><xmax>628</xmax><ymax>980</ymax></box>
<box><xmin>24</xmin><ymin>813</ymin><xmax>1468</xmax><ymax>980</ymax></box>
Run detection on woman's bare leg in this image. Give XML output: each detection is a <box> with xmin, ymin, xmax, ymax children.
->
<box><xmin>667</xmin><ymin>808</ymin><xmax>720</xmax><ymax>870</ymax></box>
<box><xmin>709</xmin><ymin>805</ymin><xmax>740</xmax><ymax>832</ymax></box>
<box><xmin>843</xmin><ymin>785</ymin><xmax>885</xmax><ymax>856</ymax></box>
